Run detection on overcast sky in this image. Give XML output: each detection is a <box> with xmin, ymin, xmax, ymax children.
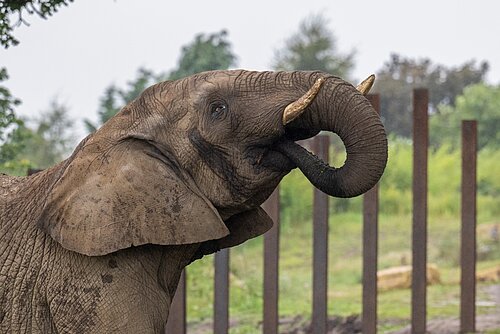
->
<box><xmin>1</xmin><ymin>0</ymin><xmax>499</xmax><ymax>141</ymax></box>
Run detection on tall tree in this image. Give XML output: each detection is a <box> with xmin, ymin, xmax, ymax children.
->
<box><xmin>0</xmin><ymin>122</ymin><xmax>33</xmax><ymax>175</ymax></box>
<box><xmin>430</xmin><ymin>83</ymin><xmax>500</xmax><ymax>149</ymax></box>
<box><xmin>0</xmin><ymin>67</ymin><xmax>21</xmax><ymax>142</ymax></box>
<box><xmin>0</xmin><ymin>0</ymin><xmax>74</xmax><ymax>48</ymax></box>
<box><xmin>272</xmin><ymin>14</ymin><xmax>355</xmax><ymax>79</ymax></box>
<box><xmin>34</xmin><ymin>98</ymin><xmax>75</xmax><ymax>159</ymax></box>
<box><xmin>168</xmin><ymin>29</ymin><xmax>237</xmax><ymax>80</ymax></box>
<box><xmin>0</xmin><ymin>98</ymin><xmax>75</xmax><ymax>174</ymax></box>
<box><xmin>373</xmin><ymin>53</ymin><xmax>488</xmax><ymax>137</ymax></box>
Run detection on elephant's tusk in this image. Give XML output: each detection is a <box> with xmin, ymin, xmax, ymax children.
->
<box><xmin>282</xmin><ymin>77</ymin><xmax>326</xmax><ymax>125</ymax></box>
<box><xmin>356</xmin><ymin>74</ymin><xmax>375</xmax><ymax>95</ymax></box>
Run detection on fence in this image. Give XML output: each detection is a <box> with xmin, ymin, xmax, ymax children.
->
<box><xmin>162</xmin><ymin>89</ymin><xmax>479</xmax><ymax>334</ymax></box>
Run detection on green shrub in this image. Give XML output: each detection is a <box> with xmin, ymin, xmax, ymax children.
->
<box><xmin>279</xmin><ymin>137</ymin><xmax>498</xmax><ymax>219</ymax></box>
<box><xmin>280</xmin><ymin>169</ymin><xmax>313</xmax><ymax>229</ymax></box>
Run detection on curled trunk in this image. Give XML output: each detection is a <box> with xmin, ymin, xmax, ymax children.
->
<box><xmin>277</xmin><ymin>74</ymin><xmax>388</xmax><ymax>198</ymax></box>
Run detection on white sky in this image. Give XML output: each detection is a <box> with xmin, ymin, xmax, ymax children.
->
<box><xmin>1</xmin><ymin>0</ymin><xmax>499</xmax><ymax>141</ymax></box>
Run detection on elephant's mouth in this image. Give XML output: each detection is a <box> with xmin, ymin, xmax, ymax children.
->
<box><xmin>252</xmin><ymin>133</ymin><xmax>329</xmax><ymax>196</ymax></box>
<box><xmin>252</xmin><ymin>127</ymin><xmax>319</xmax><ymax>172</ymax></box>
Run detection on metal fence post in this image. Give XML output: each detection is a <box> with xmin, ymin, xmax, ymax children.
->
<box><xmin>312</xmin><ymin>135</ymin><xmax>329</xmax><ymax>334</ymax></box>
<box><xmin>460</xmin><ymin>120</ymin><xmax>477</xmax><ymax>333</ymax></box>
<box><xmin>411</xmin><ymin>88</ymin><xmax>428</xmax><ymax>334</ymax></box>
<box><xmin>362</xmin><ymin>94</ymin><xmax>380</xmax><ymax>334</ymax></box>
<box><xmin>214</xmin><ymin>249</ymin><xmax>230</xmax><ymax>334</ymax></box>
<box><xmin>263</xmin><ymin>188</ymin><xmax>280</xmax><ymax>334</ymax></box>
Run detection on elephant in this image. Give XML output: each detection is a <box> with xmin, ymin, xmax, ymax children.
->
<box><xmin>0</xmin><ymin>70</ymin><xmax>387</xmax><ymax>333</ymax></box>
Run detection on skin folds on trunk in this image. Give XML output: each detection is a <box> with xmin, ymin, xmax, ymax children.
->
<box><xmin>276</xmin><ymin>75</ymin><xmax>388</xmax><ymax>198</ymax></box>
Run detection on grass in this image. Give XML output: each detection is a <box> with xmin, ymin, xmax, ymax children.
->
<box><xmin>184</xmin><ymin>211</ymin><xmax>499</xmax><ymax>333</ymax></box>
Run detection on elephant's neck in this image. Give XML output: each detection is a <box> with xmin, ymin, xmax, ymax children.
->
<box><xmin>0</xmin><ymin>162</ymin><xmax>65</xmax><ymax>233</ymax></box>
<box><xmin>0</xmin><ymin>174</ymin><xmax>60</xmax><ymax>332</ymax></box>
<box><xmin>0</xmin><ymin>220</ymin><xmax>55</xmax><ymax>332</ymax></box>
<box><xmin>157</xmin><ymin>244</ymin><xmax>200</xmax><ymax>298</ymax></box>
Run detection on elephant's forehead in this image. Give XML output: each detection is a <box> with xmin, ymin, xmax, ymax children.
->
<box><xmin>186</xmin><ymin>69</ymin><xmax>302</xmax><ymax>99</ymax></box>
<box><xmin>191</xmin><ymin>70</ymin><xmax>241</xmax><ymax>86</ymax></box>
<box><xmin>189</xmin><ymin>73</ymin><xmax>239</xmax><ymax>100</ymax></box>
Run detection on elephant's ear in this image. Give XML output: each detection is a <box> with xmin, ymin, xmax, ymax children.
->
<box><xmin>39</xmin><ymin>139</ymin><xmax>229</xmax><ymax>256</ymax></box>
<box><xmin>217</xmin><ymin>207</ymin><xmax>273</xmax><ymax>249</ymax></box>
<box><xmin>192</xmin><ymin>207</ymin><xmax>273</xmax><ymax>261</ymax></box>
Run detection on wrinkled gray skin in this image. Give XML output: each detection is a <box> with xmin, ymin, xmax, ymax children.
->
<box><xmin>0</xmin><ymin>70</ymin><xmax>387</xmax><ymax>333</ymax></box>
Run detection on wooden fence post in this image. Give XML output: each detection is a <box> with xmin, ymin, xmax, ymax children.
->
<box><xmin>411</xmin><ymin>88</ymin><xmax>428</xmax><ymax>334</ymax></box>
<box><xmin>263</xmin><ymin>188</ymin><xmax>280</xmax><ymax>334</ymax></box>
<box><xmin>312</xmin><ymin>135</ymin><xmax>330</xmax><ymax>334</ymax></box>
<box><xmin>362</xmin><ymin>94</ymin><xmax>380</xmax><ymax>334</ymax></box>
<box><xmin>460</xmin><ymin>120</ymin><xmax>477</xmax><ymax>333</ymax></box>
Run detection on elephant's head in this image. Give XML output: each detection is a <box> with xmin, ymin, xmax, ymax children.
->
<box><xmin>39</xmin><ymin>70</ymin><xmax>387</xmax><ymax>257</ymax></box>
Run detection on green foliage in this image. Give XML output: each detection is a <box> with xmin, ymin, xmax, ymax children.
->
<box><xmin>378</xmin><ymin>138</ymin><xmax>499</xmax><ymax>218</ymax></box>
<box><xmin>374</xmin><ymin>54</ymin><xmax>488</xmax><ymax>137</ymax></box>
<box><xmin>0</xmin><ymin>66</ymin><xmax>26</xmax><ymax>174</ymax></box>
<box><xmin>0</xmin><ymin>0</ymin><xmax>74</xmax><ymax>48</ymax></box>
<box><xmin>279</xmin><ymin>136</ymin><xmax>498</xmax><ymax>219</ymax></box>
<box><xmin>431</xmin><ymin>83</ymin><xmax>500</xmax><ymax>149</ymax></box>
<box><xmin>0</xmin><ymin>67</ymin><xmax>21</xmax><ymax>142</ymax></box>
<box><xmin>1</xmin><ymin>1</ymin><xmax>76</xmax><ymax>171</ymax></box>
<box><xmin>0</xmin><ymin>98</ymin><xmax>74</xmax><ymax>174</ymax></box>
<box><xmin>280</xmin><ymin>169</ymin><xmax>313</xmax><ymax>228</ymax></box>
<box><xmin>0</xmin><ymin>120</ymin><xmax>29</xmax><ymax>161</ymax></box>
<box><xmin>168</xmin><ymin>30</ymin><xmax>237</xmax><ymax>80</ymax></box>
<box><xmin>272</xmin><ymin>14</ymin><xmax>354</xmax><ymax>79</ymax></box>
<box><xmin>428</xmin><ymin>145</ymin><xmax>461</xmax><ymax>216</ymax></box>
<box><xmin>30</xmin><ymin>99</ymin><xmax>75</xmax><ymax>165</ymax></box>
<box><xmin>478</xmin><ymin>148</ymin><xmax>500</xmax><ymax>197</ymax></box>
<box><xmin>378</xmin><ymin>137</ymin><xmax>412</xmax><ymax>214</ymax></box>
<box><xmin>0</xmin><ymin>122</ymin><xmax>34</xmax><ymax>175</ymax></box>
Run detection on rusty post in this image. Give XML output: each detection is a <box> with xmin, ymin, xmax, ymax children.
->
<box><xmin>411</xmin><ymin>88</ymin><xmax>428</xmax><ymax>334</ymax></box>
<box><xmin>362</xmin><ymin>94</ymin><xmax>380</xmax><ymax>334</ymax></box>
<box><xmin>263</xmin><ymin>188</ymin><xmax>280</xmax><ymax>334</ymax></box>
<box><xmin>214</xmin><ymin>249</ymin><xmax>230</xmax><ymax>334</ymax></box>
<box><xmin>312</xmin><ymin>135</ymin><xmax>329</xmax><ymax>334</ymax></box>
<box><xmin>165</xmin><ymin>270</ymin><xmax>186</xmax><ymax>334</ymax></box>
<box><xmin>460</xmin><ymin>120</ymin><xmax>477</xmax><ymax>333</ymax></box>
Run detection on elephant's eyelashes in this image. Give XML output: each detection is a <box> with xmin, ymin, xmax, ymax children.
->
<box><xmin>209</xmin><ymin>101</ymin><xmax>228</xmax><ymax>120</ymax></box>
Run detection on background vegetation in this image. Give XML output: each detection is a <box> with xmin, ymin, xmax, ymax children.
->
<box><xmin>1</xmin><ymin>7</ymin><xmax>499</xmax><ymax>333</ymax></box>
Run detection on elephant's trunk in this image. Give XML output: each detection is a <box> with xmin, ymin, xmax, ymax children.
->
<box><xmin>275</xmin><ymin>74</ymin><xmax>388</xmax><ymax>198</ymax></box>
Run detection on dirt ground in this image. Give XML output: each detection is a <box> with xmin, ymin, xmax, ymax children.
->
<box><xmin>391</xmin><ymin>313</ymin><xmax>500</xmax><ymax>334</ymax></box>
<box><xmin>391</xmin><ymin>284</ymin><xmax>500</xmax><ymax>334</ymax></box>
<box><xmin>277</xmin><ymin>311</ymin><xmax>500</xmax><ymax>334</ymax></box>
<box><xmin>285</xmin><ymin>284</ymin><xmax>500</xmax><ymax>334</ymax></box>
<box><xmin>188</xmin><ymin>284</ymin><xmax>499</xmax><ymax>333</ymax></box>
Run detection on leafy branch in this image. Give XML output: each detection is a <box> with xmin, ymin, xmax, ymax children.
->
<box><xmin>0</xmin><ymin>67</ymin><xmax>21</xmax><ymax>142</ymax></box>
<box><xmin>0</xmin><ymin>0</ymin><xmax>74</xmax><ymax>48</ymax></box>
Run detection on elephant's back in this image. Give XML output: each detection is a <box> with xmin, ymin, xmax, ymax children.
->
<box><xmin>0</xmin><ymin>173</ymin><xmax>25</xmax><ymax>197</ymax></box>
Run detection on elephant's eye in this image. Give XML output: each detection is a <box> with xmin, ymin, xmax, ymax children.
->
<box><xmin>209</xmin><ymin>101</ymin><xmax>228</xmax><ymax>120</ymax></box>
